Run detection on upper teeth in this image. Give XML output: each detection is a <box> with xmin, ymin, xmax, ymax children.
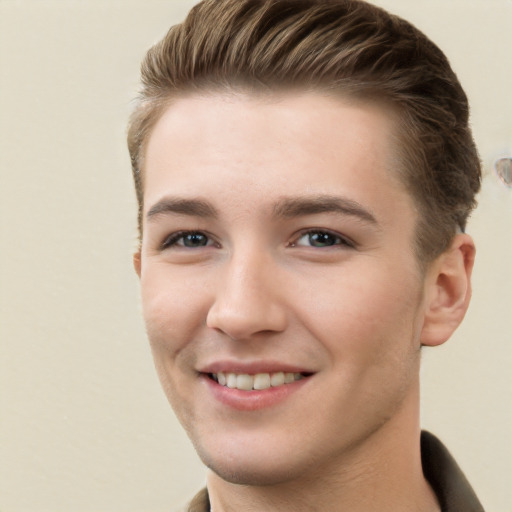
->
<box><xmin>212</xmin><ymin>371</ymin><xmax>303</xmax><ymax>391</ymax></box>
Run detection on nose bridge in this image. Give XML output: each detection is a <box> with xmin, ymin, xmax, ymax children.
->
<box><xmin>230</xmin><ymin>248</ymin><xmax>268</xmax><ymax>300</ymax></box>
<box><xmin>206</xmin><ymin>245</ymin><xmax>287</xmax><ymax>339</ymax></box>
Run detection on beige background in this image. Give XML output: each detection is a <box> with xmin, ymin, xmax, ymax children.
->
<box><xmin>0</xmin><ymin>1</ymin><xmax>510</xmax><ymax>511</ymax></box>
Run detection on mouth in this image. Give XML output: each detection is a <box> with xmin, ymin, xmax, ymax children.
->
<box><xmin>207</xmin><ymin>371</ymin><xmax>312</xmax><ymax>391</ymax></box>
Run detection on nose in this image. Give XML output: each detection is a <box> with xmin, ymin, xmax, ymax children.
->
<box><xmin>206</xmin><ymin>251</ymin><xmax>288</xmax><ymax>341</ymax></box>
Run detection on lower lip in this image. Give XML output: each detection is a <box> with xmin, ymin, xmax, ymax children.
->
<box><xmin>203</xmin><ymin>375</ymin><xmax>310</xmax><ymax>411</ymax></box>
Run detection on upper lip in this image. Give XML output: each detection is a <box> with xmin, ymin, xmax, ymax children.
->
<box><xmin>199</xmin><ymin>360</ymin><xmax>315</xmax><ymax>375</ymax></box>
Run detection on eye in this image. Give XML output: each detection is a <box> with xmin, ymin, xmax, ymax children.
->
<box><xmin>291</xmin><ymin>230</ymin><xmax>354</xmax><ymax>248</ymax></box>
<box><xmin>161</xmin><ymin>231</ymin><xmax>216</xmax><ymax>249</ymax></box>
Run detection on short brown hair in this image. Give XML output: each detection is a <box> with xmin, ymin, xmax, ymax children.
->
<box><xmin>127</xmin><ymin>0</ymin><xmax>481</xmax><ymax>263</ymax></box>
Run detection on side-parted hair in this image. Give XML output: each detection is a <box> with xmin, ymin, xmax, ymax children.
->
<box><xmin>127</xmin><ymin>0</ymin><xmax>481</xmax><ymax>264</ymax></box>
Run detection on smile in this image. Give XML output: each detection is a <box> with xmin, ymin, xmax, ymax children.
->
<box><xmin>209</xmin><ymin>371</ymin><xmax>307</xmax><ymax>391</ymax></box>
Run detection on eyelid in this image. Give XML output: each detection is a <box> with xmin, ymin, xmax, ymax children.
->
<box><xmin>290</xmin><ymin>228</ymin><xmax>356</xmax><ymax>248</ymax></box>
<box><xmin>157</xmin><ymin>228</ymin><xmax>355</xmax><ymax>251</ymax></box>
<box><xmin>160</xmin><ymin>230</ymin><xmax>218</xmax><ymax>250</ymax></box>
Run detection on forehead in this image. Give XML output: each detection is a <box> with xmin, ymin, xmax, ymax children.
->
<box><xmin>143</xmin><ymin>91</ymin><xmax>413</xmax><ymax>226</ymax></box>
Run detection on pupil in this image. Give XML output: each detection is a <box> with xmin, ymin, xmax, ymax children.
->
<box><xmin>310</xmin><ymin>232</ymin><xmax>335</xmax><ymax>247</ymax></box>
<box><xmin>184</xmin><ymin>233</ymin><xmax>207</xmax><ymax>247</ymax></box>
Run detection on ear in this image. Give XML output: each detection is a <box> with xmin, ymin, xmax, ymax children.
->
<box><xmin>420</xmin><ymin>233</ymin><xmax>475</xmax><ymax>347</ymax></box>
<box><xmin>133</xmin><ymin>251</ymin><xmax>142</xmax><ymax>278</ymax></box>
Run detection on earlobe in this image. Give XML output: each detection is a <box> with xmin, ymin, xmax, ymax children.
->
<box><xmin>420</xmin><ymin>234</ymin><xmax>475</xmax><ymax>347</ymax></box>
<box><xmin>133</xmin><ymin>251</ymin><xmax>142</xmax><ymax>278</ymax></box>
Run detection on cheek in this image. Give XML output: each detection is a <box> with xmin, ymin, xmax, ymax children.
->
<box><xmin>295</xmin><ymin>266</ymin><xmax>423</xmax><ymax>362</ymax></box>
<box><xmin>140</xmin><ymin>268</ymin><xmax>210</xmax><ymax>355</ymax></box>
<box><xmin>139</xmin><ymin>271</ymin><xmax>207</xmax><ymax>420</ymax></box>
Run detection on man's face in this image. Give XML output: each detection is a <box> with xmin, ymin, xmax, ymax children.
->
<box><xmin>136</xmin><ymin>92</ymin><xmax>429</xmax><ymax>485</ymax></box>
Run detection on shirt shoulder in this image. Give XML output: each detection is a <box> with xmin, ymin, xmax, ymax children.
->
<box><xmin>421</xmin><ymin>430</ymin><xmax>485</xmax><ymax>512</ymax></box>
<box><xmin>184</xmin><ymin>487</ymin><xmax>210</xmax><ymax>512</ymax></box>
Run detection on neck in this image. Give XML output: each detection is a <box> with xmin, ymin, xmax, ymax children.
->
<box><xmin>206</xmin><ymin>381</ymin><xmax>440</xmax><ymax>512</ymax></box>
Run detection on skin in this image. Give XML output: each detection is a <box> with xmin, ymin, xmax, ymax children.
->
<box><xmin>134</xmin><ymin>91</ymin><xmax>474</xmax><ymax>511</ymax></box>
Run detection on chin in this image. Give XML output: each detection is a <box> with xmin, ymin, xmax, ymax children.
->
<box><xmin>193</xmin><ymin>435</ymin><xmax>308</xmax><ymax>487</ymax></box>
<box><xmin>203</xmin><ymin>454</ymin><xmax>301</xmax><ymax>487</ymax></box>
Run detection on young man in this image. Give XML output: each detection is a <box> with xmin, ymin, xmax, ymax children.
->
<box><xmin>128</xmin><ymin>1</ymin><xmax>483</xmax><ymax>510</ymax></box>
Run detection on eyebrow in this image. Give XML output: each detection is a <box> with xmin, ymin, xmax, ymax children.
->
<box><xmin>146</xmin><ymin>194</ymin><xmax>378</xmax><ymax>226</ymax></box>
<box><xmin>272</xmin><ymin>195</ymin><xmax>378</xmax><ymax>225</ymax></box>
<box><xmin>146</xmin><ymin>197</ymin><xmax>218</xmax><ymax>220</ymax></box>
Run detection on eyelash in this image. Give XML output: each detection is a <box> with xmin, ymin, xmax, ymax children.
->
<box><xmin>160</xmin><ymin>229</ymin><xmax>354</xmax><ymax>250</ymax></box>
<box><xmin>290</xmin><ymin>229</ymin><xmax>355</xmax><ymax>249</ymax></box>
<box><xmin>160</xmin><ymin>230</ymin><xmax>217</xmax><ymax>250</ymax></box>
